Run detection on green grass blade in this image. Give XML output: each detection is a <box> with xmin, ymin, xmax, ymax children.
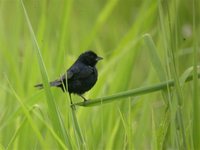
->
<box><xmin>105</xmin><ymin>118</ymin><xmax>120</xmax><ymax>150</ymax></box>
<box><xmin>81</xmin><ymin>0</ymin><xmax>119</xmax><ymax>49</ymax></box>
<box><xmin>6</xmin><ymin>117</ymin><xmax>26</xmax><ymax>150</ymax></box>
<box><xmin>61</xmin><ymin>75</ymin><xmax>86</xmax><ymax>149</ymax></box>
<box><xmin>5</xmin><ymin>76</ymin><xmax>47</xmax><ymax>149</ymax></box>
<box><xmin>192</xmin><ymin>0</ymin><xmax>200</xmax><ymax>148</ymax></box>
<box><xmin>143</xmin><ymin>33</ymin><xmax>170</xmax><ymax>148</ymax></box>
<box><xmin>74</xmin><ymin>73</ymin><xmax>200</xmax><ymax>107</ymax></box>
<box><xmin>151</xmin><ymin>110</ymin><xmax>158</xmax><ymax>150</ymax></box>
<box><xmin>166</xmin><ymin>0</ymin><xmax>187</xmax><ymax>148</ymax></box>
<box><xmin>156</xmin><ymin>108</ymin><xmax>170</xmax><ymax>150</ymax></box>
<box><xmin>71</xmin><ymin>106</ymin><xmax>86</xmax><ymax>149</ymax></box>
<box><xmin>6</xmin><ymin>105</ymin><xmax>67</xmax><ymax>150</ymax></box>
<box><xmin>143</xmin><ymin>34</ymin><xmax>166</xmax><ymax>81</ymax></box>
<box><xmin>31</xmin><ymin>107</ymin><xmax>68</xmax><ymax>150</ymax></box>
<box><xmin>20</xmin><ymin>1</ymin><xmax>72</xmax><ymax>149</ymax></box>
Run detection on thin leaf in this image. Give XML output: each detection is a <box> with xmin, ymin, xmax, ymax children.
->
<box><xmin>143</xmin><ymin>34</ymin><xmax>166</xmax><ymax>81</ymax></box>
<box><xmin>74</xmin><ymin>73</ymin><xmax>200</xmax><ymax>107</ymax></box>
<box><xmin>20</xmin><ymin>1</ymin><xmax>72</xmax><ymax>149</ymax></box>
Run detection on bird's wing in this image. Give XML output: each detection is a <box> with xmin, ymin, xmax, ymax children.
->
<box><xmin>67</xmin><ymin>65</ymin><xmax>81</xmax><ymax>79</ymax></box>
<box><xmin>64</xmin><ymin>64</ymin><xmax>94</xmax><ymax>80</ymax></box>
<box><xmin>77</xmin><ymin>66</ymin><xmax>94</xmax><ymax>79</ymax></box>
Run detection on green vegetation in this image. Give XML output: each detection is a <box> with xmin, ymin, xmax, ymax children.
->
<box><xmin>0</xmin><ymin>0</ymin><xmax>199</xmax><ymax>149</ymax></box>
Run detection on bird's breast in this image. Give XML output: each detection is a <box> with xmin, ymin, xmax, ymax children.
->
<box><xmin>82</xmin><ymin>67</ymin><xmax>98</xmax><ymax>89</ymax></box>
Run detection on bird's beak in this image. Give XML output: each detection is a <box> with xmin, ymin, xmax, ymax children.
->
<box><xmin>96</xmin><ymin>56</ymin><xmax>103</xmax><ymax>61</ymax></box>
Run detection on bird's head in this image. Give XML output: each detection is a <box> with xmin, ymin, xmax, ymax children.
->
<box><xmin>78</xmin><ymin>50</ymin><xmax>103</xmax><ymax>67</ymax></box>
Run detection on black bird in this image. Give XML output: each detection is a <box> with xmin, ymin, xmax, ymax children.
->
<box><xmin>35</xmin><ymin>50</ymin><xmax>103</xmax><ymax>103</ymax></box>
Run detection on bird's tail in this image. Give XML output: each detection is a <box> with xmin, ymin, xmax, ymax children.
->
<box><xmin>34</xmin><ymin>80</ymin><xmax>62</xmax><ymax>89</ymax></box>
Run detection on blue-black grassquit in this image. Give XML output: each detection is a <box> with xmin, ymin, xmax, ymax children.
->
<box><xmin>35</xmin><ymin>51</ymin><xmax>103</xmax><ymax>103</ymax></box>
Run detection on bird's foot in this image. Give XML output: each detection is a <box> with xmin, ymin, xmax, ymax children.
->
<box><xmin>79</xmin><ymin>94</ymin><xmax>88</xmax><ymax>102</ymax></box>
<box><xmin>70</xmin><ymin>104</ymin><xmax>76</xmax><ymax>110</ymax></box>
<box><xmin>82</xmin><ymin>97</ymin><xmax>87</xmax><ymax>102</ymax></box>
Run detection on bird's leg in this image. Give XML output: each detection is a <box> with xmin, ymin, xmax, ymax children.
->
<box><xmin>69</xmin><ymin>94</ymin><xmax>77</xmax><ymax>110</ymax></box>
<box><xmin>69</xmin><ymin>94</ymin><xmax>73</xmax><ymax>104</ymax></box>
<box><xmin>78</xmin><ymin>94</ymin><xmax>87</xmax><ymax>102</ymax></box>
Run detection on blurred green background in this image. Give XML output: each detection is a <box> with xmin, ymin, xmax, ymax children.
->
<box><xmin>0</xmin><ymin>0</ymin><xmax>200</xmax><ymax>149</ymax></box>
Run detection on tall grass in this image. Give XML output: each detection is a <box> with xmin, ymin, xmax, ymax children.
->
<box><xmin>0</xmin><ymin>0</ymin><xmax>199</xmax><ymax>149</ymax></box>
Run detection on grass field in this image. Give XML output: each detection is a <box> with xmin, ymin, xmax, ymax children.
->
<box><xmin>0</xmin><ymin>0</ymin><xmax>200</xmax><ymax>149</ymax></box>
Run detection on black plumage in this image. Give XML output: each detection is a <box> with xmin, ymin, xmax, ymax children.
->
<box><xmin>35</xmin><ymin>50</ymin><xmax>103</xmax><ymax>103</ymax></box>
